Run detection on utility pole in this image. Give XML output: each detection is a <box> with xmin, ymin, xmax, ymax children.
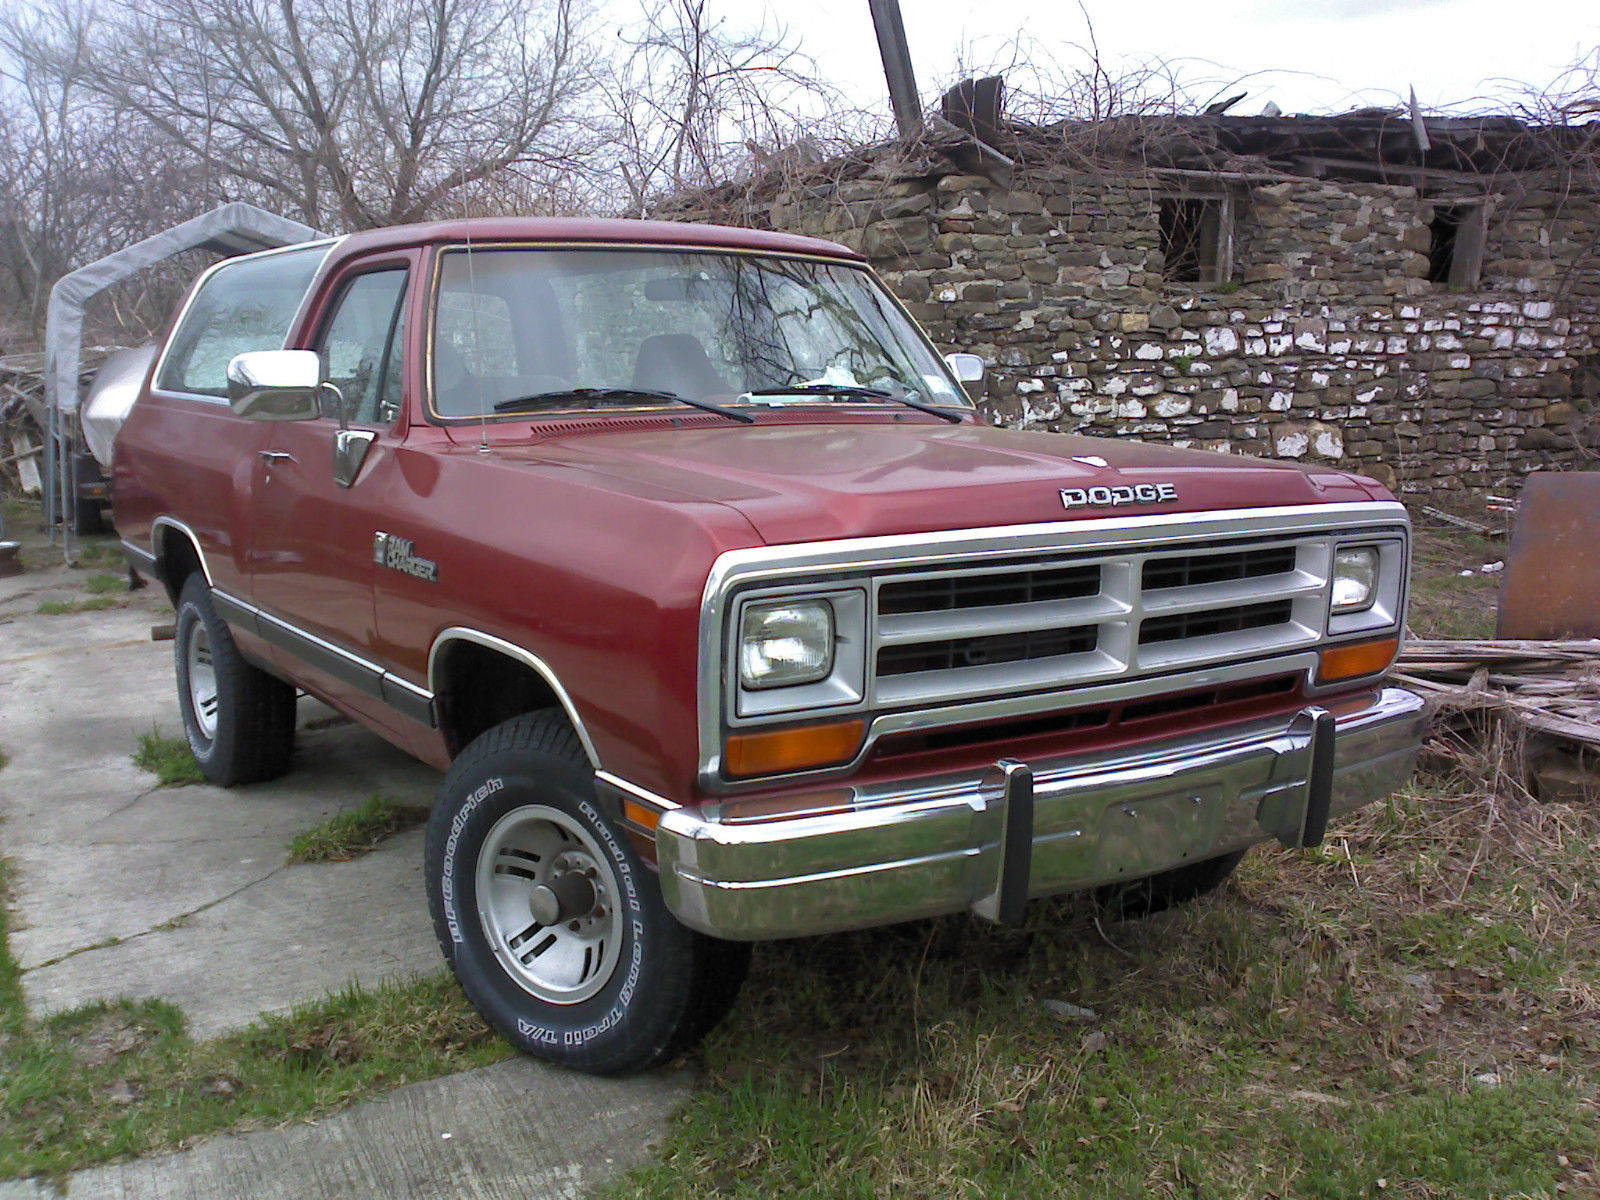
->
<box><xmin>867</xmin><ymin>0</ymin><xmax>922</xmax><ymax>138</ymax></box>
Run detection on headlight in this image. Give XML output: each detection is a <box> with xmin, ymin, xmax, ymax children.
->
<box><xmin>1332</xmin><ymin>546</ymin><xmax>1379</xmax><ymax>613</ymax></box>
<box><xmin>740</xmin><ymin>600</ymin><xmax>835</xmax><ymax>689</ymax></box>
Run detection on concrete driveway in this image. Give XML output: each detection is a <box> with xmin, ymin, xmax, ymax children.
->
<box><xmin>0</xmin><ymin>544</ymin><xmax>689</xmax><ymax>1197</ymax></box>
<box><xmin>0</xmin><ymin>566</ymin><xmax>442</xmax><ymax>1033</ymax></box>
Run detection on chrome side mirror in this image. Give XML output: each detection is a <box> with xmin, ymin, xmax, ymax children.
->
<box><xmin>944</xmin><ymin>352</ymin><xmax>985</xmax><ymax>383</ymax></box>
<box><xmin>227</xmin><ymin>350</ymin><xmax>323</xmax><ymax>421</ymax></box>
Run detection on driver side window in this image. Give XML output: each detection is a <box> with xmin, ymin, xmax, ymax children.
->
<box><xmin>318</xmin><ymin>269</ymin><xmax>409</xmax><ymax>426</ymax></box>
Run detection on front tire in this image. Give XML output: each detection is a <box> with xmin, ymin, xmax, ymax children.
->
<box><xmin>174</xmin><ymin>574</ymin><xmax>296</xmax><ymax>786</ymax></box>
<box><xmin>425</xmin><ymin>711</ymin><xmax>748</xmax><ymax>1075</ymax></box>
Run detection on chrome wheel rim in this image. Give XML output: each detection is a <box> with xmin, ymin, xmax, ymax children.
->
<box><xmin>185</xmin><ymin>617</ymin><xmax>219</xmax><ymax>742</ymax></box>
<box><xmin>475</xmin><ymin>804</ymin><xmax>622</xmax><ymax>1005</ymax></box>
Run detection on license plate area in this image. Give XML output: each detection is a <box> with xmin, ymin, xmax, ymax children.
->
<box><xmin>1097</xmin><ymin>789</ymin><xmax>1217</xmax><ymax>880</ymax></box>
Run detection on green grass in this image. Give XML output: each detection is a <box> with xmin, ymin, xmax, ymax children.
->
<box><xmin>71</xmin><ymin>540</ymin><xmax>125</xmax><ymax>569</ymax></box>
<box><xmin>0</xmin><ymin>972</ymin><xmax>510</xmax><ymax>1183</ymax></box>
<box><xmin>1</xmin><ymin>818</ymin><xmax>507</xmax><ymax>1182</ymax></box>
<box><xmin>288</xmin><ymin>795</ymin><xmax>431</xmax><ymax>864</ymax></box>
<box><xmin>132</xmin><ymin>730</ymin><xmax>204</xmax><ymax>787</ymax></box>
<box><xmin>37</xmin><ymin>563</ymin><xmax>128</xmax><ymax>613</ymax></box>
<box><xmin>605</xmin><ymin>776</ymin><xmax>1600</xmax><ymax>1199</ymax></box>
<box><xmin>35</xmin><ymin>596</ymin><xmax>118</xmax><ymax>616</ymax></box>
<box><xmin>0</xmin><ymin>859</ymin><xmax>25</xmax><ymax>1038</ymax></box>
<box><xmin>81</xmin><ymin>573</ymin><xmax>126</xmax><ymax>595</ymax></box>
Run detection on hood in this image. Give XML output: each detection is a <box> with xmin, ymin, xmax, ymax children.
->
<box><xmin>477</xmin><ymin>419</ymin><xmax>1388</xmax><ymax>546</ymax></box>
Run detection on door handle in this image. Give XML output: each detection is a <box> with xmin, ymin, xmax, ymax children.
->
<box><xmin>259</xmin><ymin>451</ymin><xmax>296</xmax><ymax>465</ymax></box>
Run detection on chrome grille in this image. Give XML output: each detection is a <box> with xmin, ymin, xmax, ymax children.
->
<box><xmin>871</xmin><ymin>536</ymin><xmax>1330</xmax><ymax>708</ymax></box>
<box><xmin>1142</xmin><ymin>545</ymin><xmax>1297</xmax><ymax>591</ymax></box>
<box><xmin>1138</xmin><ymin>599</ymin><xmax>1295</xmax><ymax>645</ymax></box>
<box><xmin>877</xmin><ymin>623</ymin><xmax>1099</xmax><ymax>676</ymax></box>
<box><xmin>879</xmin><ymin>563</ymin><xmax>1100</xmax><ymax>614</ymax></box>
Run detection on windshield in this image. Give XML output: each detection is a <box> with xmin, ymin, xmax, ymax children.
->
<box><xmin>427</xmin><ymin>247</ymin><xmax>970</xmax><ymax>420</ymax></box>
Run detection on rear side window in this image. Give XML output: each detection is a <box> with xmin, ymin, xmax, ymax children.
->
<box><xmin>155</xmin><ymin>245</ymin><xmax>328</xmax><ymax>397</ymax></box>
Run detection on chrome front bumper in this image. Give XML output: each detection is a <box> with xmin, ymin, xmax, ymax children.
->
<box><xmin>656</xmin><ymin>687</ymin><xmax>1428</xmax><ymax>940</ymax></box>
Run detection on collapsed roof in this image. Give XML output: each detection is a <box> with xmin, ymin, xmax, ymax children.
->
<box><xmin>658</xmin><ymin>80</ymin><xmax>1600</xmax><ymax>217</ymax></box>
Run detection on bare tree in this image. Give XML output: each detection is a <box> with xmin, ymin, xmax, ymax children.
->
<box><xmin>603</xmin><ymin>0</ymin><xmax>843</xmax><ymax>214</ymax></box>
<box><xmin>0</xmin><ymin>15</ymin><xmax>199</xmax><ymax>341</ymax></box>
<box><xmin>5</xmin><ymin>0</ymin><xmax>599</xmax><ymax>231</ymax></box>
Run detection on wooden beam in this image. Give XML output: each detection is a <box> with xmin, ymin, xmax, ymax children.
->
<box><xmin>928</xmin><ymin>114</ymin><xmax>1015</xmax><ymax>189</ymax></box>
<box><xmin>867</xmin><ymin>0</ymin><xmax>922</xmax><ymax>139</ymax></box>
<box><xmin>1449</xmin><ymin>202</ymin><xmax>1491</xmax><ymax>289</ymax></box>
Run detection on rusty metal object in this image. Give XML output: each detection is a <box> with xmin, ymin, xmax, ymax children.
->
<box><xmin>1496</xmin><ymin>472</ymin><xmax>1600</xmax><ymax>638</ymax></box>
<box><xmin>0</xmin><ymin>541</ymin><xmax>19</xmax><ymax>577</ymax></box>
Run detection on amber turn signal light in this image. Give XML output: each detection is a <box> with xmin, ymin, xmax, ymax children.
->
<box><xmin>1317</xmin><ymin>637</ymin><xmax>1400</xmax><ymax>684</ymax></box>
<box><xmin>724</xmin><ymin>719</ymin><xmax>866</xmax><ymax>778</ymax></box>
<box><xmin>622</xmin><ymin>799</ymin><xmax>662</xmax><ymax>832</ymax></box>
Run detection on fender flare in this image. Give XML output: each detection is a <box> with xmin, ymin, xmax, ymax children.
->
<box><xmin>426</xmin><ymin>627</ymin><xmax>602</xmax><ymax>769</ymax></box>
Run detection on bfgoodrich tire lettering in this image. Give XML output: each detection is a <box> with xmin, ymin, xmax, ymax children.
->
<box><xmin>173</xmin><ymin>573</ymin><xmax>296</xmax><ymax>786</ymax></box>
<box><xmin>425</xmin><ymin>711</ymin><xmax>747</xmax><ymax>1075</ymax></box>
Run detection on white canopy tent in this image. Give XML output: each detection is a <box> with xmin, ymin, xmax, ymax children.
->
<box><xmin>39</xmin><ymin>202</ymin><xmax>324</xmax><ymax>559</ymax></box>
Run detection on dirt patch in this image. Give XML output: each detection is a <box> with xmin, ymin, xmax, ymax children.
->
<box><xmin>75</xmin><ymin>1011</ymin><xmax>159</xmax><ymax>1069</ymax></box>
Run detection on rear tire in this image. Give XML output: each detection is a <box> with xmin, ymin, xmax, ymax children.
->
<box><xmin>425</xmin><ymin>711</ymin><xmax>747</xmax><ymax>1075</ymax></box>
<box><xmin>174</xmin><ymin>574</ymin><xmax>296</xmax><ymax>786</ymax></box>
<box><xmin>1096</xmin><ymin>849</ymin><xmax>1248</xmax><ymax>920</ymax></box>
<box><xmin>73</xmin><ymin>499</ymin><xmax>105</xmax><ymax>536</ymax></box>
<box><xmin>72</xmin><ymin>455</ymin><xmax>108</xmax><ymax>535</ymax></box>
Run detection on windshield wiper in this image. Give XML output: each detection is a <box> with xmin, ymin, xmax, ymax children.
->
<box><xmin>493</xmin><ymin>387</ymin><xmax>754</xmax><ymax>424</ymax></box>
<box><xmin>743</xmin><ymin>383</ymin><xmax>965</xmax><ymax>424</ymax></box>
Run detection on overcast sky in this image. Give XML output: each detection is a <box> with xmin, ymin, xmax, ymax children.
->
<box><xmin>753</xmin><ymin>0</ymin><xmax>1598</xmax><ymax>118</ymax></box>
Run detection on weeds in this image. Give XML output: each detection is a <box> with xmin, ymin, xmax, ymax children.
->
<box><xmin>287</xmin><ymin>795</ymin><xmax>431</xmax><ymax>864</ymax></box>
<box><xmin>132</xmin><ymin>730</ymin><xmax>204</xmax><ymax>786</ymax></box>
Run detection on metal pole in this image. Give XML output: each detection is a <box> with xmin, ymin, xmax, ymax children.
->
<box><xmin>867</xmin><ymin>0</ymin><xmax>922</xmax><ymax>139</ymax></box>
<box><xmin>60</xmin><ymin>407</ymin><xmax>74</xmax><ymax>564</ymax></box>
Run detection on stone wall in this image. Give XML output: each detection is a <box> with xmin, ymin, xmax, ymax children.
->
<box><xmin>664</xmin><ymin>164</ymin><xmax>1600</xmax><ymax>498</ymax></box>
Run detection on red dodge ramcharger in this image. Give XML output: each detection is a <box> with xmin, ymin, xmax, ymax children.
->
<box><xmin>113</xmin><ymin>217</ymin><xmax>1427</xmax><ymax>1074</ymax></box>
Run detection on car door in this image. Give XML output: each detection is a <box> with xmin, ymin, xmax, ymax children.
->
<box><xmin>249</xmin><ymin>254</ymin><xmax>416</xmax><ymax>730</ymax></box>
<box><xmin>127</xmin><ymin>244</ymin><xmax>330</xmax><ymax>625</ymax></box>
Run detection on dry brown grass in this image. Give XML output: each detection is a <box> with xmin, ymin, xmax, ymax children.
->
<box><xmin>613</xmin><ymin>767</ymin><xmax>1600</xmax><ymax>1198</ymax></box>
<box><xmin>1407</xmin><ymin>520</ymin><xmax>1506</xmax><ymax>641</ymax></box>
